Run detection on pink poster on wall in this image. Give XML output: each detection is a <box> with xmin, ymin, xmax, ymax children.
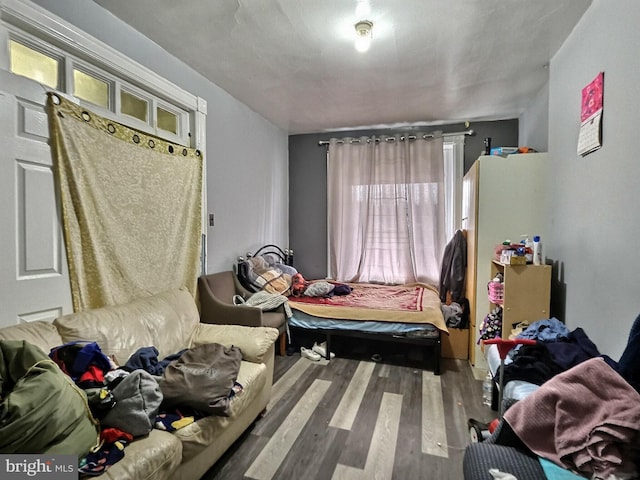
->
<box><xmin>577</xmin><ymin>72</ymin><xmax>604</xmax><ymax>156</ymax></box>
<box><xmin>581</xmin><ymin>72</ymin><xmax>604</xmax><ymax>121</ymax></box>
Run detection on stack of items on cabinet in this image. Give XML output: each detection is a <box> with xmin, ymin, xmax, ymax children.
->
<box><xmin>463</xmin><ymin>314</ymin><xmax>640</xmax><ymax>480</ymax></box>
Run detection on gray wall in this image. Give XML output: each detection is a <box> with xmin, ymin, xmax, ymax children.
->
<box><xmin>519</xmin><ymin>81</ymin><xmax>549</xmax><ymax>152</ymax></box>
<box><xmin>545</xmin><ymin>0</ymin><xmax>640</xmax><ymax>358</ymax></box>
<box><xmin>32</xmin><ymin>0</ymin><xmax>290</xmax><ymax>274</ymax></box>
<box><xmin>289</xmin><ymin>120</ymin><xmax>519</xmax><ymax>279</ymax></box>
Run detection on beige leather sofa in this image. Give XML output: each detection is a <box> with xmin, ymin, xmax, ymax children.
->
<box><xmin>0</xmin><ymin>288</ymin><xmax>279</xmax><ymax>480</ymax></box>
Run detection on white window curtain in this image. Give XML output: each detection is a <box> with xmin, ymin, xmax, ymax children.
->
<box><xmin>327</xmin><ymin>134</ymin><xmax>448</xmax><ymax>286</ymax></box>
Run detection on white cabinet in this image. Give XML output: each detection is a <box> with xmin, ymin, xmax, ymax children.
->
<box><xmin>462</xmin><ymin>153</ymin><xmax>549</xmax><ymax>368</ymax></box>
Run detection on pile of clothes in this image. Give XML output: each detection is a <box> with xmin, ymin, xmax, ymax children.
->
<box><xmin>477</xmin><ymin>307</ymin><xmax>503</xmax><ymax>344</ymax></box>
<box><xmin>489</xmin><ymin>316</ymin><xmax>640</xmax><ymax>478</ymax></box>
<box><xmin>499</xmin><ymin>318</ymin><xmax>602</xmax><ymax>386</ymax></box>
<box><xmin>1</xmin><ymin>339</ymin><xmax>244</xmax><ymax>477</ymax></box>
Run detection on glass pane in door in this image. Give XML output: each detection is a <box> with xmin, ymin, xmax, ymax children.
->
<box><xmin>73</xmin><ymin>69</ymin><xmax>109</xmax><ymax>109</ymax></box>
<box><xmin>121</xmin><ymin>90</ymin><xmax>148</xmax><ymax>122</ymax></box>
<box><xmin>10</xmin><ymin>40</ymin><xmax>59</xmax><ymax>88</ymax></box>
<box><xmin>157</xmin><ymin>107</ymin><xmax>177</xmax><ymax>134</ymax></box>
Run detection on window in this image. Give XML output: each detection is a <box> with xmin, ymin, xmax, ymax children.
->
<box><xmin>355</xmin><ymin>182</ymin><xmax>438</xmax><ymax>280</ymax></box>
<box><xmin>121</xmin><ymin>90</ymin><xmax>149</xmax><ymax>122</ymax></box>
<box><xmin>328</xmin><ymin>134</ymin><xmax>465</xmax><ymax>285</ymax></box>
<box><xmin>73</xmin><ymin>68</ymin><xmax>109</xmax><ymax>109</ymax></box>
<box><xmin>9</xmin><ymin>40</ymin><xmax>59</xmax><ymax>89</ymax></box>
<box><xmin>6</xmin><ymin>35</ymin><xmax>191</xmax><ymax>146</ymax></box>
<box><xmin>443</xmin><ymin>135</ymin><xmax>465</xmax><ymax>241</ymax></box>
<box><xmin>157</xmin><ymin>106</ymin><xmax>177</xmax><ymax>134</ymax></box>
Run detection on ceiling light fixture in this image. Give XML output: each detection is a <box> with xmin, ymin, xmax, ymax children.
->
<box><xmin>354</xmin><ymin>20</ymin><xmax>373</xmax><ymax>53</ymax></box>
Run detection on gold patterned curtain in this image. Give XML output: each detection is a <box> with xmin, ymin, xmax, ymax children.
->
<box><xmin>47</xmin><ymin>93</ymin><xmax>203</xmax><ymax>311</ymax></box>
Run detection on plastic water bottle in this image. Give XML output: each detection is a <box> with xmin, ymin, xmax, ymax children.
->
<box><xmin>482</xmin><ymin>372</ymin><xmax>493</xmax><ymax>406</ymax></box>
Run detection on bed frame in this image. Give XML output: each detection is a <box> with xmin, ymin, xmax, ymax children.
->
<box><xmin>289</xmin><ymin>322</ymin><xmax>442</xmax><ymax>375</ymax></box>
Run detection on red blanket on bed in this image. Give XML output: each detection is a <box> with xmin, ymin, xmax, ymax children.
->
<box><xmin>288</xmin><ymin>282</ymin><xmax>448</xmax><ymax>332</ymax></box>
<box><xmin>291</xmin><ymin>283</ymin><xmax>423</xmax><ymax>310</ymax></box>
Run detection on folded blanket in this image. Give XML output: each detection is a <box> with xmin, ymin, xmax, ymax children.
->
<box><xmin>242</xmin><ymin>290</ymin><xmax>292</xmax><ymax>318</ymax></box>
<box><xmin>504</xmin><ymin>357</ymin><xmax>640</xmax><ymax>479</ymax></box>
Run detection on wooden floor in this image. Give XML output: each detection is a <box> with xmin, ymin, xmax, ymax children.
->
<box><xmin>202</xmin><ymin>340</ymin><xmax>494</xmax><ymax>480</ymax></box>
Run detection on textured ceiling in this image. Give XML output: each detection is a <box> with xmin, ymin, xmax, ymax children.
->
<box><xmin>93</xmin><ymin>0</ymin><xmax>592</xmax><ymax>134</ymax></box>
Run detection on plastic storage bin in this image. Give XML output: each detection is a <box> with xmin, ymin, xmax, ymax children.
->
<box><xmin>488</xmin><ymin>281</ymin><xmax>504</xmax><ymax>304</ymax></box>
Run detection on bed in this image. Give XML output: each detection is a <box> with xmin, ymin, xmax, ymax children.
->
<box><xmin>287</xmin><ymin>282</ymin><xmax>448</xmax><ymax>375</ymax></box>
<box><xmin>234</xmin><ymin>246</ymin><xmax>448</xmax><ymax>374</ymax></box>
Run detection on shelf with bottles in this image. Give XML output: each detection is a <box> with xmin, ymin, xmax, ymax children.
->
<box><xmin>495</xmin><ymin>234</ymin><xmax>543</xmax><ymax>266</ymax></box>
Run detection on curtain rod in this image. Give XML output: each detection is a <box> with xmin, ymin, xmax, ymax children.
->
<box><xmin>317</xmin><ymin>129</ymin><xmax>474</xmax><ymax>146</ymax></box>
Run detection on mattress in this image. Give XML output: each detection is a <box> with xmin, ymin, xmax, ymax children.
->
<box><xmin>288</xmin><ymin>282</ymin><xmax>448</xmax><ymax>333</ymax></box>
<box><xmin>289</xmin><ymin>310</ymin><xmax>440</xmax><ymax>338</ymax></box>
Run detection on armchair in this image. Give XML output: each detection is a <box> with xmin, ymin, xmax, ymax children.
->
<box><xmin>198</xmin><ymin>271</ymin><xmax>287</xmax><ymax>356</ymax></box>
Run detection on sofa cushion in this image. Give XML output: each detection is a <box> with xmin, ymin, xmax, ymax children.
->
<box><xmin>100</xmin><ymin>429</ymin><xmax>183</xmax><ymax>480</ymax></box>
<box><xmin>0</xmin><ymin>320</ymin><xmax>63</xmax><ymax>354</ymax></box>
<box><xmin>172</xmin><ymin>359</ymin><xmax>267</xmax><ymax>461</ymax></box>
<box><xmin>54</xmin><ymin>288</ymin><xmax>199</xmax><ymax>365</ymax></box>
<box><xmin>191</xmin><ymin>324</ymin><xmax>279</xmax><ymax>364</ymax></box>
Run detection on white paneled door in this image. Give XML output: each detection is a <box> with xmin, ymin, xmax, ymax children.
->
<box><xmin>0</xmin><ymin>70</ymin><xmax>73</xmax><ymax>328</ymax></box>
